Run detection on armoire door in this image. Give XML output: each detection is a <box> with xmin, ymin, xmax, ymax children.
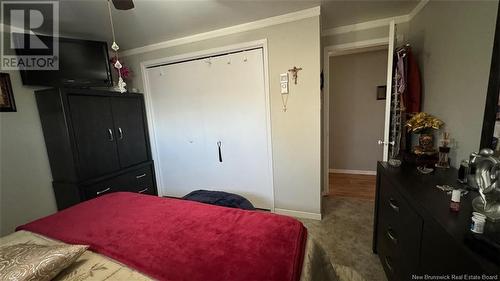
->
<box><xmin>68</xmin><ymin>94</ymin><xmax>120</xmax><ymax>179</ymax></box>
<box><xmin>111</xmin><ymin>97</ymin><xmax>149</xmax><ymax>168</ymax></box>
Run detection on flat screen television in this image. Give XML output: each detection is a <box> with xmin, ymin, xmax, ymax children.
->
<box><xmin>14</xmin><ymin>34</ymin><xmax>113</xmax><ymax>87</ymax></box>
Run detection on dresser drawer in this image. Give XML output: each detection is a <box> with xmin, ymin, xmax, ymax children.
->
<box><xmin>377</xmin><ymin>225</ymin><xmax>401</xmax><ymax>281</ymax></box>
<box><xmin>83</xmin><ymin>176</ymin><xmax>125</xmax><ymax>200</ymax></box>
<box><xmin>122</xmin><ymin>165</ymin><xmax>156</xmax><ymax>195</ymax></box>
<box><xmin>377</xmin><ymin>175</ymin><xmax>423</xmax><ymax>280</ymax></box>
<box><xmin>83</xmin><ymin>164</ymin><xmax>156</xmax><ymax>199</ymax></box>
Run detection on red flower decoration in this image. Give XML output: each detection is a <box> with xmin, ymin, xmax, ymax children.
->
<box><xmin>110</xmin><ymin>56</ymin><xmax>132</xmax><ymax>80</ymax></box>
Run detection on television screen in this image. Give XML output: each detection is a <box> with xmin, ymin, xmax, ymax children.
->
<box><xmin>14</xmin><ymin>34</ymin><xmax>113</xmax><ymax>87</ymax></box>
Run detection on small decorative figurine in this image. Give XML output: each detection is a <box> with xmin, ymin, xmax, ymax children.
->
<box><xmin>436</xmin><ymin>132</ymin><xmax>451</xmax><ymax>168</ymax></box>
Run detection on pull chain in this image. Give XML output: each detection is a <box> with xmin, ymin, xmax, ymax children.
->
<box><xmin>281</xmin><ymin>94</ymin><xmax>289</xmax><ymax>112</ymax></box>
<box><xmin>107</xmin><ymin>0</ymin><xmax>126</xmax><ymax>93</ymax></box>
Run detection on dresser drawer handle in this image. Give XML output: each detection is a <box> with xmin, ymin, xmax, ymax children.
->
<box><xmin>138</xmin><ymin>187</ymin><xmax>149</xmax><ymax>194</ymax></box>
<box><xmin>385</xmin><ymin>256</ymin><xmax>394</xmax><ymax>272</ymax></box>
<box><xmin>389</xmin><ymin>198</ymin><xmax>400</xmax><ymax>213</ymax></box>
<box><xmin>96</xmin><ymin>187</ymin><xmax>111</xmax><ymax>195</ymax></box>
<box><xmin>386</xmin><ymin>228</ymin><xmax>398</xmax><ymax>245</ymax></box>
<box><xmin>136</xmin><ymin>173</ymin><xmax>147</xmax><ymax>179</ymax></box>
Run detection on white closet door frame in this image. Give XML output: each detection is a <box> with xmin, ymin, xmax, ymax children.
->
<box><xmin>140</xmin><ymin>39</ymin><xmax>275</xmax><ymax>210</ymax></box>
<box><xmin>382</xmin><ymin>20</ymin><xmax>396</xmax><ymax>161</ymax></box>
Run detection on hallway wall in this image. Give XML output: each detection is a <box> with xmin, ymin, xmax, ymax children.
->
<box><xmin>329</xmin><ymin>49</ymin><xmax>387</xmax><ymax>171</ymax></box>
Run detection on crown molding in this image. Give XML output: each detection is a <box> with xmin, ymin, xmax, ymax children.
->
<box><xmin>408</xmin><ymin>0</ymin><xmax>430</xmax><ymax>20</ymax></box>
<box><xmin>122</xmin><ymin>6</ymin><xmax>320</xmax><ymax>57</ymax></box>
<box><xmin>322</xmin><ymin>15</ymin><xmax>409</xmax><ymax>37</ymax></box>
<box><xmin>321</xmin><ymin>0</ymin><xmax>429</xmax><ymax>37</ymax></box>
<box><xmin>326</xmin><ymin>37</ymin><xmax>389</xmax><ymax>56</ymax></box>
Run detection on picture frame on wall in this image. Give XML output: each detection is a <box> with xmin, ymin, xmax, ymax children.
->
<box><xmin>376</xmin><ymin>85</ymin><xmax>387</xmax><ymax>100</ymax></box>
<box><xmin>0</xmin><ymin>73</ymin><xmax>16</xmax><ymax>112</ymax></box>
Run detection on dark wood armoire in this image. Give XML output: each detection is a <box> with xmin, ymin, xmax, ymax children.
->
<box><xmin>35</xmin><ymin>87</ymin><xmax>158</xmax><ymax>210</ymax></box>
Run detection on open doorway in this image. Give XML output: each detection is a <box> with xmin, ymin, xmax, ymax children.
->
<box><xmin>322</xmin><ymin>22</ymin><xmax>396</xmax><ymax>199</ymax></box>
<box><xmin>329</xmin><ymin>48</ymin><xmax>388</xmax><ymax>199</ymax></box>
<box><xmin>316</xmin><ymin>39</ymin><xmax>392</xmax><ymax>280</ymax></box>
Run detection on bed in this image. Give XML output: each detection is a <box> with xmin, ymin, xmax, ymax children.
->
<box><xmin>1</xmin><ymin>192</ymin><xmax>353</xmax><ymax>281</ymax></box>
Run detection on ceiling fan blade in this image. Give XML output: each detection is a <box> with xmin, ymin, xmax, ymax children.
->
<box><xmin>112</xmin><ymin>0</ymin><xmax>134</xmax><ymax>10</ymax></box>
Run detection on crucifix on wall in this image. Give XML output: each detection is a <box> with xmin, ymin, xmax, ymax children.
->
<box><xmin>288</xmin><ymin>66</ymin><xmax>302</xmax><ymax>84</ymax></box>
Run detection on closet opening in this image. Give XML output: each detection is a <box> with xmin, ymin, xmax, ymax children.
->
<box><xmin>141</xmin><ymin>41</ymin><xmax>274</xmax><ymax>211</ymax></box>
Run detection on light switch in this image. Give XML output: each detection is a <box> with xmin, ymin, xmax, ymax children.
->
<box><xmin>280</xmin><ymin>73</ymin><xmax>289</xmax><ymax>83</ymax></box>
<box><xmin>280</xmin><ymin>82</ymin><xmax>288</xmax><ymax>94</ymax></box>
<box><xmin>280</xmin><ymin>73</ymin><xmax>289</xmax><ymax>94</ymax></box>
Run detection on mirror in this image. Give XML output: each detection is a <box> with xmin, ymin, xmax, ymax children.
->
<box><xmin>481</xmin><ymin>3</ymin><xmax>500</xmax><ymax>155</ymax></box>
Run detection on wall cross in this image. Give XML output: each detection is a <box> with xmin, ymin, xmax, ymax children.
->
<box><xmin>288</xmin><ymin>66</ymin><xmax>302</xmax><ymax>84</ymax></box>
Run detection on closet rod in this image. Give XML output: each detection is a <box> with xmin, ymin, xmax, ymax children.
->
<box><xmin>146</xmin><ymin>47</ymin><xmax>262</xmax><ymax>69</ymax></box>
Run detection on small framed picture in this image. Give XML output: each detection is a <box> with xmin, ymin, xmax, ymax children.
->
<box><xmin>0</xmin><ymin>73</ymin><xmax>16</xmax><ymax>112</ymax></box>
<box><xmin>377</xmin><ymin>85</ymin><xmax>387</xmax><ymax>100</ymax></box>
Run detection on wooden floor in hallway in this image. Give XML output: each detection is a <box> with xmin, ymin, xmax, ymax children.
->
<box><xmin>329</xmin><ymin>173</ymin><xmax>376</xmax><ymax>200</ymax></box>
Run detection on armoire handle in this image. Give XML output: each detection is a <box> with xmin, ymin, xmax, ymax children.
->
<box><xmin>96</xmin><ymin>187</ymin><xmax>111</xmax><ymax>195</ymax></box>
<box><xmin>107</xmin><ymin>128</ymin><xmax>114</xmax><ymax>141</ymax></box>
<box><xmin>118</xmin><ymin>127</ymin><xmax>124</xmax><ymax>140</ymax></box>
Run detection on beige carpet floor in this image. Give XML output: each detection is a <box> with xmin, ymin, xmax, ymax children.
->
<box><xmin>299</xmin><ymin>197</ymin><xmax>387</xmax><ymax>281</ymax></box>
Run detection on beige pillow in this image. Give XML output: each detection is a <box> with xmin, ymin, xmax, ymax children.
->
<box><xmin>0</xmin><ymin>242</ymin><xmax>88</xmax><ymax>281</ymax></box>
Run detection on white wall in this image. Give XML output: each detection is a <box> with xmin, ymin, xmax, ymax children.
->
<box><xmin>0</xmin><ymin>69</ymin><xmax>57</xmax><ymax>235</ymax></box>
<box><xmin>124</xmin><ymin>16</ymin><xmax>322</xmax><ymax>216</ymax></box>
<box><xmin>408</xmin><ymin>0</ymin><xmax>498</xmax><ymax>167</ymax></box>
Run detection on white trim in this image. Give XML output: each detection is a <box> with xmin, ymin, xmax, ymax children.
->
<box><xmin>140</xmin><ymin>39</ymin><xmax>275</xmax><ymax>212</ymax></box>
<box><xmin>326</xmin><ymin>38</ymin><xmax>389</xmax><ymax>56</ymax></box>
<box><xmin>274</xmin><ymin>208</ymin><xmax>322</xmax><ymax>220</ymax></box>
<box><xmin>321</xmin><ymin>46</ymin><xmax>329</xmax><ymax>203</ymax></box>
<box><xmin>321</xmin><ymin>0</ymin><xmax>429</xmax><ymax>37</ymax></box>
<box><xmin>409</xmin><ymin>0</ymin><xmax>429</xmax><ymax>20</ymax></box>
<box><xmin>329</xmin><ymin>169</ymin><xmax>377</xmax><ymax>176</ymax></box>
<box><xmin>322</xmin><ymin>15</ymin><xmax>408</xmax><ymax>37</ymax></box>
<box><xmin>122</xmin><ymin>6</ymin><xmax>320</xmax><ymax>57</ymax></box>
<box><xmin>382</xmin><ymin>21</ymin><xmax>396</xmax><ymax>161</ymax></box>
<box><xmin>139</xmin><ymin>39</ymin><xmax>266</xmax><ymax>68</ymax></box>
<box><xmin>141</xmin><ymin>61</ymin><xmax>165</xmax><ymax>196</ymax></box>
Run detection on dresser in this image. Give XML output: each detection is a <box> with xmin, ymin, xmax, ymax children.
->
<box><xmin>36</xmin><ymin>87</ymin><xmax>158</xmax><ymax>210</ymax></box>
<box><xmin>373</xmin><ymin>162</ymin><xmax>499</xmax><ymax>280</ymax></box>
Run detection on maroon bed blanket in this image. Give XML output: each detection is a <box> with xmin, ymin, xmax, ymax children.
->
<box><xmin>17</xmin><ymin>192</ymin><xmax>307</xmax><ymax>281</ymax></box>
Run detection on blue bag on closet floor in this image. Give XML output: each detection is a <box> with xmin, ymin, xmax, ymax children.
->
<box><xmin>182</xmin><ymin>190</ymin><xmax>255</xmax><ymax>210</ymax></box>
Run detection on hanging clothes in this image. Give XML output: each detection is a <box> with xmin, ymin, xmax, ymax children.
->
<box><xmin>390</xmin><ymin>45</ymin><xmax>423</xmax><ymax>158</ymax></box>
<box><xmin>406</xmin><ymin>48</ymin><xmax>422</xmax><ymax>113</ymax></box>
<box><xmin>394</xmin><ymin>46</ymin><xmax>422</xmax><ymax>113</ymax></box>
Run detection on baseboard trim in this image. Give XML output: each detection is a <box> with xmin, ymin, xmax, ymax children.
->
<box><xmin>329</xmin><ymin>169</ymin><xmax>376</xmax><ymax>175</ymax></box>
<box><xmin>274</xmin><ymin>208</ymin><xmax>322</xmax><ymax>220</ymax></box>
